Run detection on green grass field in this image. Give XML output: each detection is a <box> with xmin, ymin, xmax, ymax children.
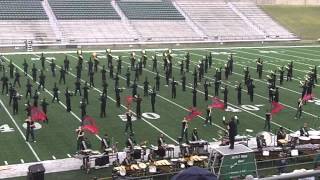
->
<box><xmin>0</xmin><ymin>45</ymin><xmax>320</xmax><ymax>178</ymax></box>
<box><xmin>261</xmin><ymin>5</ymin><xmax>320</xmax><ymax>40</ymax></box>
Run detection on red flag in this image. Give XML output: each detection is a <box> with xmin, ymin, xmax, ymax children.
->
<box><xmin>303</xmin><ymin>93</ymin><xmax>315</xmax><ymax>101</ymax></box>
<box><xmin>185</xmin><ymin>107</ymin><xmax>202</xmax><ymax>121</ymax></box>
<box><xmin>126</xmin><ymin>96</ymin><xmax>134</xmax><ymax>106</ymax></box>
<box><xmin>209</xmin><ymin>97</ymin><xmax>225</xmax><ymax>110</ymax></box>
<box><xmin>31</xmin><ymin>106</ymin><xmax>47</xmax><ymax>122</ymax></box>
<box><xmin>271</xmin><ymin>101</ymin><xmax>284</xmax><ymax>115</ymax></box>
<box><xmin>82</xmin><ymin>116</ymin><xmax>99</xmax><ymax>134</ymax></box>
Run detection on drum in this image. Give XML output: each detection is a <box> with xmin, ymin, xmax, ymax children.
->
<box><xmin>91</xmin><ymin>150</ymin><xmax>100</xmax><ymax>155</ymax></box>
<box><xmin>299</xmin><ymin>136</ymin><xmax>311</xmax><ymax>144</ymax></box>
<box><xmin>157</xmin><ymin>146</ymin><xmax>166</xmax><ymax>158</ymax></box>
<box><xmin>130</xmin><ymin>164</ymin><xmax>139</xmax><ymax>170</ymax></box>
<box><xmin>309</xmin><ymin>131</ymin><xmax>320</xmax><ymax>136</ymax></box>
<box><xmin>81</xmin><ymin>149</ymin><xmax>92</xmax><ymax>155</ymax></box>
<box><xmin>138</xmin><ymin>163</ymin><xmax>147</xmax><ymax>169</ymax></box>
<box><xmin>187</xmin><ymin>160</ymin><xmax>194</xmax><ymax>166</ymax></box>
<box><xmin>104</xmin><ymin>148</ymin><xmax>112</xmax><ymax>153</ymax></box>
<box><xmin>119</xmin><ymin>167</ymin><xmax>126</xmax><ymax>176</ymax></box>
<box><xmin>278</xmin><ymin>139</ymin><xmax>288</xmax><ymax>145</ymax></box>
<box><xmin>257</xmin><ymin>132</ymin><xmax>272</xmax><ymax>146</ymax></box>
<box><xmin>149</xmin><ymin>165</ymin><xmax>157</xmax><ymax>173</ymax></box>
<box><xmin>310</xmin><ymin>136</ymin><xmax>320</xmax><ymax>144</ymax></box>
<box><xmin>133</xmin><ymin>149</ymin><xmax>141</xmax><ymax>159</ymax></box>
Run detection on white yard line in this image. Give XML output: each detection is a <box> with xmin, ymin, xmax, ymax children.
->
<box><xmin>58</xmin><ymin>53</ymin><xmax>179</xmax><ymax>144</ymax></box>
<box><xmin>0</xmin><ymin>99</ymin><xmax>41</xmax><ymax>162</ymax></box>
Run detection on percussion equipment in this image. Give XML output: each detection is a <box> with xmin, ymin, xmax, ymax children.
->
<box><xmin>133</xmin><ymin>148</ymin><xmax>142</xmax><ymax>159</ymax></box>
<box><xmin>104</xmin><ymin>148</ymin><xmax>112</xmax><ymax>153</ymax></box>
<box><xmin>81</xmin><ymin>149</ymin><xmax>92</xmax><ymax>155</ymax></box>
<box><xmin>310</xmin><ymin>136</ymin><xmax>320</xmax><ymax>144</ymax></box>
<box><xmin>119</xmin><ymin>168</ymin><xmax>126</xmax><ymax>176</ymax></box>
<box><xmin>138</xmin><ymin>163</ymin><xmax>147</xmax><ymax>169</ymax></box>
<box><xmin>156</xmin><ymin>146</ymin><xmax>166</xmax><ymax>158</ymax></box>
<box><xmin>91</xmin><ymin>151</ymin><xmax>100</xmax><ymax>155</ymax></box>
<box><xmin>180</xmin><ymin>163</ymin><xmax>186</xmax><ymax>169</ymax></box>
<box><xmin>130</xmin><ymin>164</ymin><xmax>139</xmax><ymax>171</ymax></box>
<box><xmin>309</xmin><ymin>131</ymin><xmax>320</xmax><ymax>136</ymax></box>
<box><xmin>299</xmin><ymin>136</ymin><xmax>311</xmax><ymax>144</ymax></box>
<box><xmin>187</xmin><ymin>160</ymin><xmax>194</xmax><ymax>166</ymax></box>
<box><xmin>278</xmin><ymin>139</ymin><xmax>288</xmax><ymax>145</ymax></box>
<box><xmin>149</xmin><ymin>165</ymin><xmax>157</xmax><ymax>173</ymax></box>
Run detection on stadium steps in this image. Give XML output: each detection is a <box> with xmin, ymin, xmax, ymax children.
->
<box><xmin>111</xmin><ymin>0</ymin><xmax>141</xmax><ymax>41</ymax></box>
<box><xmin>172</xmin><ymin>0</ymin><xmax>208</xmax><ymax>40</ymax></box>
<box><xmin>42</xmin><ymin>0</ymin><xmax>63</xmax><ymax>42</ymax></box>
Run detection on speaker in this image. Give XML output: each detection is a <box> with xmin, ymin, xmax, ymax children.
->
<box><xmin>27</xmin><ymin>164</ymin><xmax>45</xmax><ymax>180</ymax></box>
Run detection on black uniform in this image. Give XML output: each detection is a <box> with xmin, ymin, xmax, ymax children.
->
<box><xmin>204</xmin><ymin>80</ymin><xmax>210</xmax><ymax>101</ymax></box>
<box><xmin>89</xmin><ymin>71</ymin><xmax>95</xmax><ymax>87</ymax></box>
<box><xmin>150</xmin><ymin>87</ymin><xmax>156</xmax><ymax>112</ymax></box>
<box><xmin>135</xmin><ymin>95</ymin><xmax>142</xmax><ymax>119</ymax></box>
<box><xmin>171</xmin><ymin>78</ymin><xmax>178</xmax><ymax>99</ymax></box>
<box><xmin>247</xmin><ymin>83</ymin><xmax>255</xmax><ymax>102</ymax></box>
<box><xmin>1</xmin><ymin>73</ymin><xmax>9</xmax><ymax>94</ymax></box>
<box><xmin>152</xmin><ymin>56</ymin><xmax>157</xmax><ymax>72</ymax></box>
<box><xmin>64</xmin><ymin>56</ymin><xmax>69</xmax><ymax>72</ymax></box>
<box><xmin>155</xmin><ymin>73</ymin><xmax>160</xmax><ymax>91</ymax></box>
<box><xmin>52</xmin><ymin>83</ymin><xmax>59</xmax><ymax>103</ymax></box>
<box><xmin>80</xmin><ymin>100</ymin><xmax>87</xmax><ymax>118</ymax></box>
<box><xmin>101</xmin><ymin>65</ymin><xmax>107</xmax><ymax>82</ymax></box>
<box><xmin>33</xmin><ymin>90</ymin><xmax>39</xmax><ymax>107</ymax></box>
<box><xmin>192</xmin><ymin>87</ymin><xmax>197</xmax><ymax>107</ymax></box>
<box><xmin>185</xmin><ymin>52</ymin><xmax>190</xmax><ymax>72</ymax></box>
<box><xmin>50</xmin><ymin>60</ymin><xmax>56</xmax><ymax>77</ymax></box>
<box><xmin>83</xmin><ymin>83</ymin><xmax>89</xmax><ymax>104</ymax></box>
<box><xmin>205</xmin><ymin>107</ymin><xmax>212</xmax><ymax>125</ymax></box>
<box><xmin>40</xmin><ymin>53</ymin><xmax>45</xmax><ymax>70</ymax></box>
<box><xmin>131</xmin><ymin>81</ymin><xmax>138</xmax><ymax>97</ymax></box>
<box><xmin>115</xmin><ymin>87</ymin><xmax>122</xmax><ymax>107</ymax></box>
<box><xmin>295</xmin><ymin>99</ymin><xmax>303</xmax><ymax>119</ymax></box>
<box><xmin>125</xmin><ymin>111</ymin><xmax>133</xmax><ymax>134</ymax></box>
<box><xmin>100</xmin><ymin>93</ymin><xmax>107</xmax><ymax>118</ymax></box>
<box><xmin>74</xmin><ymin>79</ymin><xmax>82</xmax><ymax>96</ymax></box>
<box><xmin>12</xmin><ymin>93</ymin><xmax>20</xmax><ymax>115</ymax></box>
<box><xmin>31</xmin><ymin>64</ymin><xmax>37</xmax><ymax>82</ymax></box>
<box><xmin>59</xmin><ymin>67</ymin><xmax>66</xmax><ymax>84</ymax></box>
<box><xmin>181</xmin><ymin>120</ymin><xmax>188</xmax><ymax>143</ymax></box>
<box><xmin>228</xmin><ymin>118</ymin><xmax>237</xmax><ymax>149</ymax></box>
<box><xmin>222</xmin><ymin>86</ymin><xmax>228</xmax><ymax>109</ymax></box>
<box><xmin>214</xmin><ymin>80</ymin><xmax>220</xmax><ymax>97</ymax></box>
<box><xmin>26</xmin><ymin>79</ymin><xmax>32</xmax><ymax>98</ymax></box>
<box><xmin>264</xmin><ymin>112</ymin><xmax>272</xmax><ymax>132</ymax></box>
<box><xmin>25</xmin><ymin>120</ymin><xmax>35</xmax><ymax>142</ymax></box>
<box><xmin>125</xmin><ymin>68</ymin><xmax>130</xmax><ymax>88</ymax></box>
<box><xmin>41</xmin><ymin>99</ymin><xmax>49</xmax><ymax>123</ymax></box>
<box><xmin>8</xmin><ymin>60</ymin><xmax>14</xmax><ymax>78</ymax></box>
<box><xmin>94</xmin><ymin>58</ymin><xmax>99</xmax><ymax>73</ymax></box>
<box><xmin>109</xmin><ymin>64</ymin><xmax>114</xmax><ymax>79</ymax></box>
<box><xmin>23</xmin><ymin>59</ymin><xmax>28</xmax><ymax>76</ymax></box>
<box><xmin>38</xmin><ymin>71</ymin><xmax>46</xmax><ymax>90</ymax></box>
<box><xmin>65</xmin><ymin>89</ymin><xmax>72</xmax><ymax>112</ymax></box>
<box><xmin>143</xmin><ymin>78</ymin><xmax>149</xmax><ymax>97</ymax></box>
<box><xmin>279</xmin><ymin>67</ymin><xmax>284</xmax><ymax>85</ymax></box>
<box><xmin>181</xmin><ymin>73</ymin><xmax>186</xmax><ymax>92</ymax></box>
<box><xmin>9</xmin><ymin>84</ymin><xmax>15</xmax><ymax>105</ymax></box>
<box><xmin>13</xmin><ymin>70</ymin><xmax>21</xmax><ymax>87</ymax></box>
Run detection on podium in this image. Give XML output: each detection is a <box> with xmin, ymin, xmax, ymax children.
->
<box><xmin>210</xmin><ymin>144</ymin><xmax>257</xmax><ymax>180</ymax></box>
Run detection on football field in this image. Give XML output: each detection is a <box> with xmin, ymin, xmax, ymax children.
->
<box><xmin>0</xmin><ymin>45</ymin><xmax>319</xmax><ymax>166</ymax></box>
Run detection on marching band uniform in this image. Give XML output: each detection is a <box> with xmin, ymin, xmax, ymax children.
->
<box><xmin>100</xmin><ymin>93</ymin><xmax>107</xmax><ymax>118</ymax></box>
<box><xmin>50</xmin><ymin>59</ymin><xmax>56</xmax><ymax>77</ymax></box>
<box><xmin>205</xmin><ymin>106</ymin><xmax>212</xmax><ymax>126</ymax></box>
<box><xmin>26</xmin><ymin>117</ymin><xmax>35</xmax><ymax>142</ymax></box>
<box><xmin>192</xmin><ymin>87</ymin><xmax>197</xmax><ymax>107</ymax></box>
<box><xmin>23</xmin><ymin>58</ymin><xmax>28</xmax><ymax>76</ymax></box>
<box><xmin>181</xmin><ymin>119</ymin><xmax>189</xmax><ymax>143</ymax></box>
<box><xmin>41</xmin><ymin>98</ymin><xmax>49</xmax><ymax>123</ymax></box>
<box><xmin>38</xmin><ymin>71</ymin><xmax>46</xmax><ymax>91</ymax></box>
<box><xmin>191</xmin><ymin>128</ymin><xmax>199</xmax><ymax>141</ymax></box>
<box><xmin>149</xmin><ymin>87</ymin><xmax>156</xmax><ymax>113</ymax></box>
<box><xmin>276</xmin><ymin>127</ymin><xmax>286</xmax><ymax>146</ymax></box>
<box><xmin>295</xmin><ymin>98</ymin><xmax>303</xmax><ymax>119</ymax></box>
<box><xmin>125</xmin><ymin>111</ymin><xmax>133</xmax><ymax>134</ymax></box>
<box><xmin>181</xmin><ymin>72</ymin><xmax>186</xmax><ymax>92</ymax></box>
<box><xmin>300</xmin><ymin>123</ymin><xmax>309</xmax><ymax>137</ymax></box>
<box><xmin>264</xmin><ymin>111</ymin><xmax>272</xmax><ymax>132</ymax></box>
<box><xmin>52</xmin><ymin>83</ymin><xmax>59</xmax><ymax>103</ymax></box>
<box><xmin>59</xmin><ymin>67</ymin><xmax>66</xmax><ymax>84</ymax></box>
<box><xmin>228</xmin><ymin>117</ymin><xmax>237</xmax><ymax>149</ymax></box>
<box><xmin>171</xmin><ymin>78</ymin><xmax>178</xmax><ymax>99</ymax></box>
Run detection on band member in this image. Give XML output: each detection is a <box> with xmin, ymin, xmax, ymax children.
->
<box><xmin>25</xmin><ymin>117</ymin><xmax>35</xmax><ymax>142</ymax></box>
<box><xmin>94</xmin><ymin>56</ymin><xmax>99</xmax><ymax>73</ymax></box>
<box><xmin>50</xmin><ymin>59</ymin><xmax>56</xmax><ymax>77</ymax></box>
<box><xmin>40</xmin><ymin>98</ymin><xmax>49</xmax><ymax>123</ymax></box>
<box><xmin>244</xmin><ymin>66</ymin><xmax>249</xmax><ymax>83</ymax></box>
<box><xmin>125</xmin><ymin>68</ymin><xmax>130</xmax><ymax>88</ymax></box>
<box><xmin>83</xmin><ymin>82</ymin><xmax>89</xmax><ymax>104</ymax></box>
<box><xmin>235</xmin><ymin>83</ymin><xmax>242</xmax><ymax>105</ymax></box>
<box><xmin>65</xmin><ymin>88</ymin><xmax>72</xmax><ymax>112</ymax></box>
<box><xmin>264</xmin><ymin>110</ymin><xmax>272</xmax><ymax>132</ymax></box>
<box><xmin>204</xmin><ymin>80</ymin><xmax>210</xmax><ymax>101</ymax></box>
<box><xmin>101</xmin><ymin>133</ymin><xmax>111</xmax><ymax>150</ymax></box>
<box><xmin>40</xmin><ymin>53</ymin><xmax>45</xmax><ymax>70</ymax></box>
<box><xmin>126</xmin><ymin>133</ymin><xmax>136</xmax><ymax>149</ymax></box>
<box><xmin>256</xmin><ymin>58</ymin><xmax>263</xmax><ymax>79</ymax></box>
<box><xmin>80</xmin><ymin>99</ymin><xmax>87</xmax><ymax>118</ymax></box>
<box><xmin>149</xmin><ymin>87</ymin><xmax>156</xmax><ymax>112</ymax></box>
<box><xmin>181</xmin><ymin>118</ymin><xmax>189</xmax><ymax>143</ymax></box>
<box><xmin>89</xmin><ymin>71</ymin><xmax>95</xmax><ymax>87</ymax></box>
<box><xmin>52</xmin><ymin>83</ymin><xmax>59</xmax><ymax>103</ymax></box>
<box><xmin>131</xmin><ymin>80</ymin><xmax>138</xmax><ymax>97</ymax></box>
<box><xmin>1</xmin><ymin>72</ymin><xmax>9</xmax><ymax>94</ymax></box>
<box><xmin>116</xmin><ymin>56</ymin><xmax>122</xmax><ymax>74</ymax></box>
<box><xmin>192</xmin><ymin>87</ymin><xmax>197</xmax><ymax>107</ymax></box>
<box><xmin>113</xmin><ymin>86</ymin><xmax>122</xmax><ymax>108</ymax></box>
<box><xmin>38</xmin><ymin>70</ymin><xmax>46</xmax><ymax>91</ymax></box>
<box><xmin>59</xmin><ymin>67</ymin><xmax>66</xmax><ymax>84</ymax></box>
<box><xmin>228</xmin><ymin>117</ymin><xmax>237</xmax><ymax>149</ymax></box>
<box><xmin>13</xmin><ymin>69</ymin><xmax>21</xmax><ymax>87</ymax></box>
<box><xmin>286</xmin><ymin>61</ymin><xmax>293</xmax><ymax>81</ymax></box>
<box><xmin>143</xmin><ymin>77</ymin><xmax>149</xmax><ymax>97</ymax></box>
<box><xmin>279</xmin><ymin>66</ymin><xmax>284</xmax><ymax>85</ymax></box>
<box><xmin>224</xmin><ymin>64</ymin><xmax>230</xmax><ymax>80</ymax></box>
<box><xmin>148</xmin><ymin>150</ymin><xmax>155</xmax><ymax>162</ymax></box>
<box><xmin>152</xmin><ymin>55</ymin><xmax>157</xmax><ymax>72</ymax></box>
<box><xmin>100</xmin><ymin>93</ymin><xmax>107</xmax><ymax>118</ymax></box>
<box><xmin>23</xmin><ymin>58</ymin><xmax>28</xmax><ymax>76</ymax></box>
<box><xmin>8</xmin><ymin>60</ymin><xmax>14</xmax><ymax>78</ymax></box>
<box><xmin>193</xmin><ymin>68</ymin><xmax>198</xmax><ymax>88</ymax></box>
<box><xmin>300</xmin><ymin>123</ymin><xmax>309</xmax><ymax>137</ymax></box>
<box><xmin>276</xmin><ymin>127</ymin><xmax>286</xmax><ymax>146</ymax></box>
<box><xmin>158</xmin><ymin>133</ymin><xmax>165</xmax><ymax>147</ymax></box>
<box><xmin>295</xmin><ymin>98</ymin><xmax>303</xmax><ymax>119</ymax></box>
<box><xmin>32</xmin><ymin>89</ymin><xmax>39</xmax><ymax>107</ymax></box>
<box><xmin>134</xmin><ymin>94</ymin><xmax>142</xmax><ymax>119</ymax></box>
<box><xmin>12</xmin><ymin>92</ymin><xmax>20</xmax><ymax>115</ymax></box>
<box><xmin>76</xmin><ymin>127</ymin><xmax>85</xmax><ymax>150</ymax></box>
<box><xmin>181</xmin><ymin>72</ymin><xmax>186</xmax><ymax>92</ymax></box>
<box><xmin>274</xmin><ymin>87</ymin><xmax>279</xmax><ymax>102</ymax></box>
<box><xmin>9</xmin><ymin>83</ymin><xmax>15</xmax><ymax>105</ymax></box>
<box><xmin>205</xmin><ymin>106</ymin><xmax>213</xmax><ymax>126</ymax></box>
<box><xmin>122</xmin><ymin>154</ymin><xmax>132</xmax><ymax>166</ymax></box>
<box><xmin>26</xmin><ymin>79</ymin><xmax>32</xmax><ymax>98</ymax></box>
<box><xmin>155</xmin><ymin>72</ymin><xmax>160</xmax><ymax>91</ymax></box>
<box><xmin>101</xmin><ymin>65</ymin><xmax>107</xmax><ymax>83</ymax></box>
<box><xmin>74</xmin><ymin>78</ymin><xmax>82</xmax><ymax>96</ymax></box>
<box><xmin>222</xmin><ymin>85</ymin><xmax>228</xmax><ymax>109</ymax></box>
<box><xmin>247</xmin><ymin>81</ymin><xmax>255</xmax><ymax>102</ymax></box>
<box><xmin>179</xmin><ymin>61</ymin><xmax>184</xmax><ymax>75</ymax></box>
<box><xmin>191</xmin><ymin>128</ymin><xmax>199</xmax><ymax>141</ymax></box>
<box><xmin>125</xmin><ymin>110</ymin><xmax>133</xmax><ymax>134</ymax></box>
<box><xmin>31</xmin><ymin>63</ymin><xmax>37</xmax><ymax>82</ymax></box>
<box><xmin>185</xmin><ymin>52</ymin><xmax>190</xmax><ymax>72</ymax></box>
<box><xmin>64</xmin><ymin>56</ymin><xmax>69</xmax><ymax>72</ymax></box>
<box><xmin>214</xmin><ymin>79</ymin><xmax>220</xmax><ymax>97</ymax></box>
<box><xmin>25</xmin><ymin>101</ymin><xmax>32</xmax><ymax>116</ymax></box>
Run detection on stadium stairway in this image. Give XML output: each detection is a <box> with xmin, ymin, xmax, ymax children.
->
<box><xmin>171</xmin><ymin>0</ymin><xmax>208</xmax><ymax>40</ymax></box>
<box><xmin>42</xmin><ymin>0</ymin><xmax>63</xmax><ymax>42</ymax></box>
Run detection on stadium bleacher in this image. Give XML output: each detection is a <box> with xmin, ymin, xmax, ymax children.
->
<box><xmin>48</xmin><ymin>0</ymin><xmax>120</xmax><ymax>20</ymax></box>
<box><xmin>117</xmin><ymin>0</ymin><xmax>185</xmax><ymax>20</ymax></box>
<box><xmin>0</xmin><ymin>0</ymin><xmax>47</xmax><ymax>20</ymax></box>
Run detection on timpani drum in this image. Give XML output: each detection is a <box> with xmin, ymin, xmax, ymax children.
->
<box><xmin>149</xmin><ymin>165</ymin><xmax>157</xmax><ymax>173</ymax></box>
<box><xmin>309</xmin><ymin>131</ymin><xmax>320</xmax><ymax>136</ymax></box>
<box><xmin>310</xmin><ymin>136</ymin><xmax>320</xmax><ymax>144</ymax></box>
<box><xmin>299</xmin><ymin>136</ymin><xmax>311</xmax><ymax>144</ymax></box>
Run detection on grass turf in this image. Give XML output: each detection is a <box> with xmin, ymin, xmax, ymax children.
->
<box><xmin>0</xmin><ymin>46</ymin><xmax>319</xmax><ymax>178</ymax></box>
<box><xmin>261</xmin><ymin>5</ymin><xmax>320</xmax><ymax>40</ymax></box>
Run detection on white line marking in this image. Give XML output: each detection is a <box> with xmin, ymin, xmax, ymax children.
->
<box><xmin>0</xmin><ymin>99</ymin><xmax>41</xmax><ymax>161</ymax></box>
